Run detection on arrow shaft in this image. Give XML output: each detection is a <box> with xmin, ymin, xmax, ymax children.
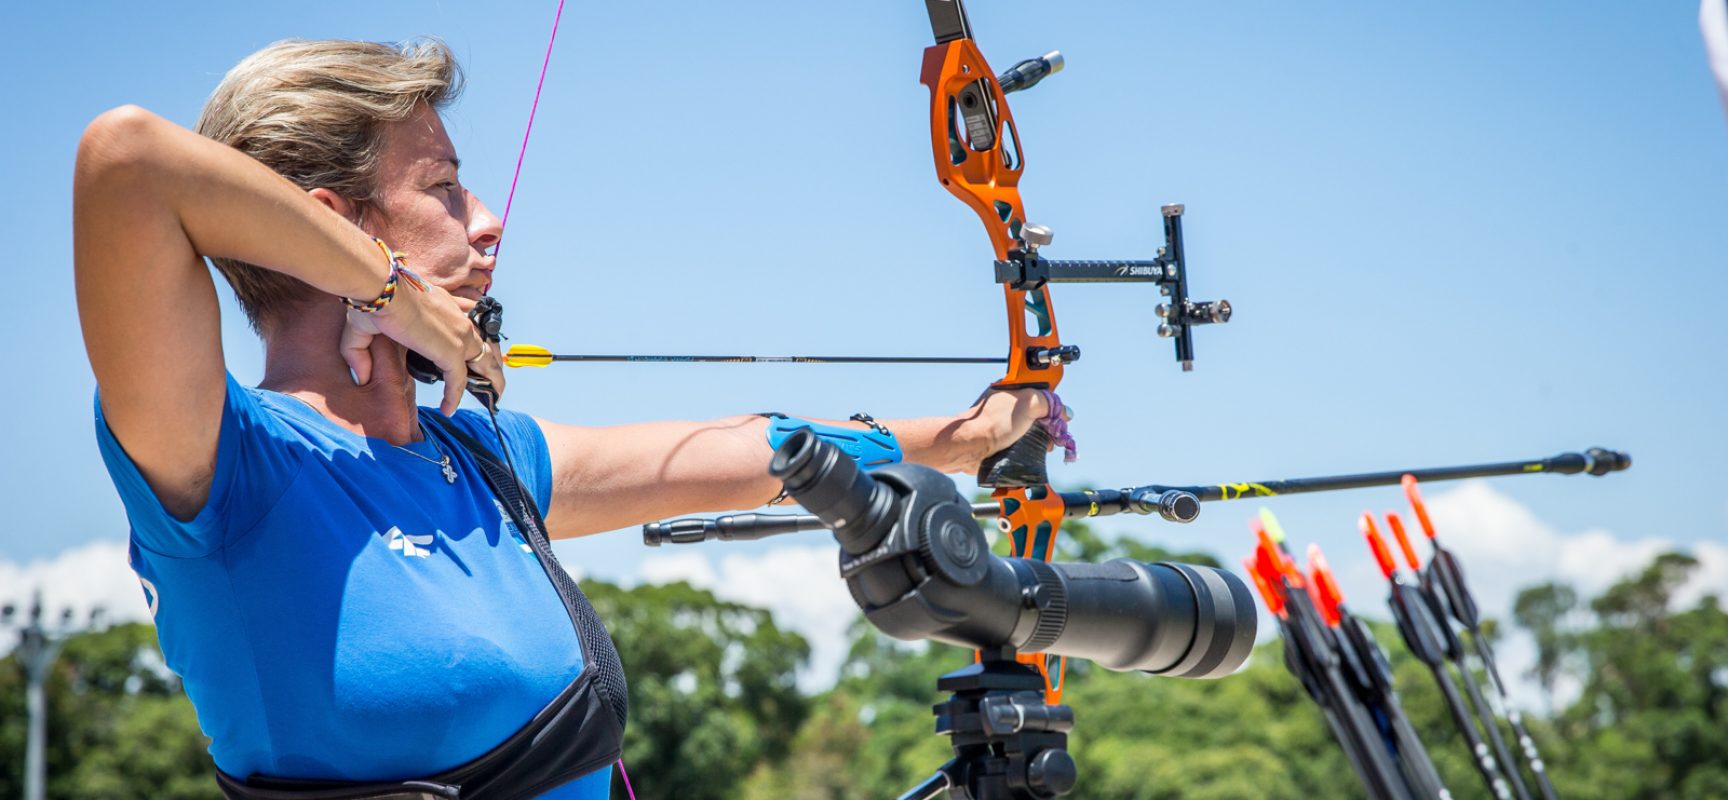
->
<box><xmin>1455</xmin><ymin>655</ymin><xmax>1534</xmax><ymax>800</ymax></box>
<box><xmin>1470</xmin><ymin>637</ymin><xmax>1560</xmax><ymax>800</ymax></box>
<box><xmin>540</xmin><ymin>354</ymin><xmax>1006</xmax><ymax>364</ymax></box>
<box><xmin>1432</xmin><ymin>664</ymin><xmax>1516</xmax><ymax>800</ymax></box>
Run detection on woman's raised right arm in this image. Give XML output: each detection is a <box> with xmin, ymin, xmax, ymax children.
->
<box><xmin>74</xmin><ymin>106</ymin><xmax>478</xmax><ymax>519</ymax></box>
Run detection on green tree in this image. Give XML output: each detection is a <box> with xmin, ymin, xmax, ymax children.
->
<box><xmin>583</xmin><ymin>579</ymin><xmax>810</xmax><ymax>800</ymax></box>
<box><xmin>1512</xmin><ymin>581</ymin><xmax>1578</xmax><ymax>712</ymax></box>
<box><xmin>0</xmin><ymin>623</ymin><xmax>218</xmax><ymax>800</ymax></box>
<box><xmin>1542</xmin><ymin>553</ymin><xmax>1728</xmax><ymax>799</ymax></box>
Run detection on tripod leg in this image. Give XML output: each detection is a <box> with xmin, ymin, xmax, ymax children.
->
<box><xmin>899</xmin><ymin>763</ymin><xmax>956</xmax><ymax>800</ymax></box>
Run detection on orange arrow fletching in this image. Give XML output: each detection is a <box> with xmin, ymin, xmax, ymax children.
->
<box><xmin>1253</xmin><ymin>545</ymin><xmax>1292</xmax><ymax>607</ymax></box>
<box><xmin>1306</xmin><ymin>545</ymin><xmax>1344</xmax><ymax>627</ymax></box>
<box><xmin>1360</xmin><ymin>512</ymin><xmax>1398</xmax><ymax>581</ymax></box>
<box><xmin>504</xmin><ymin>344</ymin><xmax>555</xmax><ymax>368</ymax></box>
<box><xmin>1402</xmin><ymin>473</ymin><xmax>1439</xmax><ymax>540</ymax></box>
<box><xmin>1243</xmin><ymin>555</ymin><xmax>1285</xmax><ymax>617</ymax></box>
<box><xmin>1253</xmin><ymin>520</ymin><xmax>1302</xmax><ymax>587</ymax></box>
<box><xmin>1385</xmin><ymin>512</ymin><xmax>1423</xmax><ymax>570</ymax></box>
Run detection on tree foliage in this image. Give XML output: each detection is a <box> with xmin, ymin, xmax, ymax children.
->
<box><xmin>581</xmin><ymin>580</ymin><xmax>811</xmax><ymax>800</ymax></box>
<box><xmin>3</xmin><ymin>542</ymin><xmax>1721</xmax><ymax>800</ymax></box>
<box><xmin>0</xmin><ymin>623</ymin><xmax>218</xmax><ymax>800</ymax></box>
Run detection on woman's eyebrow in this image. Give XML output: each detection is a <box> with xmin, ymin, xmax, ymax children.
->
<box><xmin>417</xmin><ymin>155</ymin><xmax>461</xmax><ymax>175</ymax></box>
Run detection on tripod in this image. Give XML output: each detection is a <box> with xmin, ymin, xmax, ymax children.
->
<box><xmin>900</xmin><ymin>648</ymin><xmax>1078</xmax><ymax>800</ymax></box>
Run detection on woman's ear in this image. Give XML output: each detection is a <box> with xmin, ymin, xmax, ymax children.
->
<box><xmin>308</xmin><ymin>188</ymin><xmax>362</xmax><ymax>225</ymax></box>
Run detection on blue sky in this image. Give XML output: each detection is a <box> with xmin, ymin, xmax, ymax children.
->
<box><xmin>5</xmin><ymin>2</ymin><xmax>1725</xmax><ymax>686</ymax></box>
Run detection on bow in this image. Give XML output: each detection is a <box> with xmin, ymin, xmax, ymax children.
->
<box><xmin>499</xmin><ymin>1</ymin><xmax>1633</xmax><ymax>715</ymax></box>
<box><xmin>492</xmin><ymin>2</ymin><xmax>1231</xmax><ymax>704</ymax></box>
<box><xmin>916</xmin><ymin>0</ymin><xmax>1230</xmax><ymax>700</ymax></box>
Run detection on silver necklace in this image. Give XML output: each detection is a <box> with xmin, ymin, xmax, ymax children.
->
<box><xmin>395</xmin><ymin>434</ymin><xmax>458</xmax><ymax>484</ymax></box>
<box><xmin>274</xmin><ymin>392</ymin><xmax>457</xmax><ymax>484</ymax></box>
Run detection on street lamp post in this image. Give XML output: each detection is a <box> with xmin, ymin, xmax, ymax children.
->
<box><xmin>3</xmin><ymin>590</ymin><xmax>105</xmax><ymax>800</ymax></box>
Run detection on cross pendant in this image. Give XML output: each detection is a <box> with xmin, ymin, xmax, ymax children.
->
<box><xmin>439</xmin><ymin>456</ymin><xmax>458</xmax><ymax>484</ymax></box>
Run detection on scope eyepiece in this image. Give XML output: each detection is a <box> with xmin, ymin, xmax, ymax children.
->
<box><xmin>769</xmin><ymin>429</ymin><xmax>897</xmax><ymax>555</ymax></box>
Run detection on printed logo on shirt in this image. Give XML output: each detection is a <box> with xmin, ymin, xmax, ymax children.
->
<box><xmin>386</xmin><ymin>527</ymin><xmax>436</xmax><ymax>558</ymax></box>
<box><xmin>494</xmin><ymin>499</ymin><xmax>534</xmax><ymax>554</ymax></box>
<box><xmin>137</xmin><ymin>575</ymin><xmax>159</xmax><ymax>619</ymax></box>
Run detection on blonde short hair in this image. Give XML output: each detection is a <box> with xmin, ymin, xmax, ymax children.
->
<box><xmin>196</xmin><ymin>38</ymin><xmax>463</xmax><ymax>330</ymax></box>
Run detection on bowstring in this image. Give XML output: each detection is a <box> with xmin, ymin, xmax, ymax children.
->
<box><xmin>489</xmin><ymin>5</ymin><xmax>641</xmax><ymax>797</ymax></box>
<box><xmin>483</xmin><ymin>0</ymin><xmax>566</xmax><ymax>490</ymax></box>
<box><xmin>495</xmin><ymin>0</ymin><xmax>568</xmax><ymax>257</ymax></box>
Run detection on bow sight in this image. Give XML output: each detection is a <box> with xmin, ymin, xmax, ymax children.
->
<box><xmin>766</xmin><ymin>428</ymin><xmax>1257</xmax><ymax>800</ymax></box>
<box><xmin>991</xmin><ymin>206</ymin><xmax>1231</xmax><ymax>374</ymax></box>
<box><xmin>925</xmin><ymin>0</ymin><xmax>1232</xmax><ymax>380</ymax></box>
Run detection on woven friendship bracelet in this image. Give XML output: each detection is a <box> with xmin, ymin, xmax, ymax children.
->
<box><xmin>342</xmin><ymin>238</ymin><xmax>425</xmax><ymax>313</ymax></box>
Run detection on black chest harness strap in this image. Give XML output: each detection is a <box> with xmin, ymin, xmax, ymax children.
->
<box><xmin>217</xmin><ymin>416</ymin><xmax>629</xmax><ymax>800</ymax></box>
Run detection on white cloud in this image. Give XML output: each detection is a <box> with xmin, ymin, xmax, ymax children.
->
<box><xmin>638</xmin><ymin>545</ymin><xmax>857</xmax><ymax>689</ymax></box>
<box><xmin>1424</xmin><ymin>481</ymin><xmax>1722</xmax><ymax>611</ymax></box>
<box><xmin>1675</xmin><ymin>540</ymin><xmax>1728</xmax><ymax>611</ymax></box>
<box><xmin>0</xmin><ymin>539</ymin><xmax>151</xmax><ymax>651</ymax></box>
<box><xmin>638</xmin><ymin>550</ymin><xmax>719</xmax><ymax>587</ymax></box>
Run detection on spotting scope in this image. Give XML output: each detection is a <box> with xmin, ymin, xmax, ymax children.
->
<box><xmin>768</xmin><ymin>429</ymin><xmax>1257</xmax><ymax>677</ymax></box>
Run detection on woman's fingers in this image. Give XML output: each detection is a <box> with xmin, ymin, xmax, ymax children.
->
<box><xmin>976</xmin><ymin>388</ymin><xmax>1049</xmax><ymax>445</ymax></box>
<box><xmin>341</xmin><ymin>312</ymin><xmax>377</xmax><ymax>385</ymax></box>
<box><xmin>439</xmin><ymin>360</ymin><xmax>468</xmax><ymax>415</ymax></box>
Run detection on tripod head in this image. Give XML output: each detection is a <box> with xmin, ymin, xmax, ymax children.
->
<box><xmin>900</xmin><ymin>649</ymin><xmax>1077</xmax><ymax>800</ymax></box>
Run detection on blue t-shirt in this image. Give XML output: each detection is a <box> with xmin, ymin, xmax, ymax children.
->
<box><xmin>96</xmin><ymin>375</ymin><xmax>611</xmax><ymax>799</ymax></box>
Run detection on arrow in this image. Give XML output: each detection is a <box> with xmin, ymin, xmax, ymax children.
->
<box><xmin>1307</xmin><ymin>544</ymin><xmax>1454</xmax><ymax>799</ymax></box>
<box><xmin>1249</xmin><ymin>512</ymin><xmax>1416</xmax><ymax>800</ymax></box>
<box><xmin>1399</xmin><ymin>477</ymin><xmax>1561</xmax><ymax>800</ymax></box>
<box><xmin>1364</xmin><ymin>513</ymin><xmax>1516</xmax><ymax>800</ymax></box>
<box><xmin>504</xmin><ymin>344</ymin><xmax>1006</xmax><ymax>367</ymax></box>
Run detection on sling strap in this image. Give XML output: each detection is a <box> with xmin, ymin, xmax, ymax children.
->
<box><xmin>428</xmin><ymin>415</ymin><xmax>629</xmax><ymax>733</ymax></box>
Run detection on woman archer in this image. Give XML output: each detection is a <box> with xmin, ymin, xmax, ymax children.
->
<box><xmin>74</xmin><ymin>37</ymin><xmax>1054</xmax><ymax>799</ymax></box>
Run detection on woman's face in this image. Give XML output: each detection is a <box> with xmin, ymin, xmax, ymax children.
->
<box><xmin>365</xmin><ymin>104</ymin><xmax>501</xmax><ymax>302</ymax></box>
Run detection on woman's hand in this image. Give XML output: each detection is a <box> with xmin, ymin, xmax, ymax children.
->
<box><xmin>452</xmin><ymin>296</ymin><xmax>507</xmax><ymax>405</ymax></box>
<box><xmin>341</xmin><ymin>279</ymin><xmax>502</xmax><ymax>414</ymax></box>
<box><xmin>953</xmin><ymin>388</ymin><xmax>1056</xmax><ymax>473</ymax></box>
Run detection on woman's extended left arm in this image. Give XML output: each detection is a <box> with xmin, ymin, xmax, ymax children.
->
<box><xmin>535</xmin><ymin>390</ymin><xmax>1048</xmax><ymax>538</ymax></box>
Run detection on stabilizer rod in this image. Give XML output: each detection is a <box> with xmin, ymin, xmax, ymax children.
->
<box><xmin>1132</xmin><ymin>447</ymin><xmax>1630</xmax><ymax>504</ymax></box>
<box><xmin>643</xmin><ymin>447</ymin><xmax>1630</xmax><ymax>545</ymax></box>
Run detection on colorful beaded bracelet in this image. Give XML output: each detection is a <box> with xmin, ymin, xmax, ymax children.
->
<box><xmin>341</xmin><ymin>238</ymin><xmax>425</xmax><ymax>313</ymax></box>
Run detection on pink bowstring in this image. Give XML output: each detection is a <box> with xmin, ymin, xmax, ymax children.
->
<box><xmin>617</xmin><ymin>757</ymin><xmax>638</xmax><ymax>800</ymax></box>
<box><xmin>495</xmin><ymin>0</ymin><xmax>568</xmax><ymax>257</ymax></box>
<box><xmin>1040</xmin><ymin>390</ymin><xmax>1078</xmax><ymax>463</ymax></box>
<box><xmin>504</xmin><ymin>6</ymin><xmax>631</xmax><ymax>797</ymax></box>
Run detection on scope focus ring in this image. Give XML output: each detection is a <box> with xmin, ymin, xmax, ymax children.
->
<box><xmin>1021</xmin><ymin>559</ymin><xmax>1069</xmax><ymax>653</ymax></box>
